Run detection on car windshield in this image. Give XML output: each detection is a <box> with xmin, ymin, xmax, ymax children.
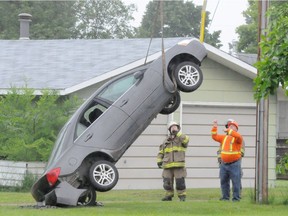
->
<box><xmin>98</xmin><ymin>73</ymin><xmax>137</xmax><ymax>102</ymax></box>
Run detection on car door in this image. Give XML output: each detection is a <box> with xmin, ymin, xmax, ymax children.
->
<box><xmin>111</xmin><ymin>67</ymin><xmax>164</xmax><ymax>121</ymax></box>
<box><xmin>114</xmin><ymin>66</ymin><xmax>174</xmax><ymax>132</ymax></box>
<box><xmin>74</xmin><ymin>73</ymin><xmax>139</xmax><ymax>153</ymax></box>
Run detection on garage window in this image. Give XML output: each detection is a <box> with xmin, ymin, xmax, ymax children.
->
<box><xmin>278</xmin><ymin>101</ymin><xmax>288</xmax><ymax>139</ymax></box>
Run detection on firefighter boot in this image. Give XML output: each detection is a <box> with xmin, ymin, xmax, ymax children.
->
<box><xmin>161</xmin><ymin>196</ymin><xmax>173</xmax><ymax>201</ymax></box>
<box><xmin>179</xmin><ymin>195</ymin><xmax>186</xmax><ymax>202</ymax></box>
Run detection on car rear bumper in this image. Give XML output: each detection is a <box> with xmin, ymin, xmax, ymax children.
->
<box><xmin>31</xmin><ymin>176</ymin><xmax>87</xmax><ymax>206</ymax></box>
<box><xmin>46</xmin><ymin>181</ymin><xmax>87</xmax><ymax>206</ymax></box>
<box><xmin>31</xmin><ymin>175</ymin><xmax>50</xmax><ymax>202</ymax></box>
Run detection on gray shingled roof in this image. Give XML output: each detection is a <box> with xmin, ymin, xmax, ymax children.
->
<box><xmin>236</xmin><ymin>53</ymin><xmax>257</xmax><ymax>66</ymax></box>
<box><xmin>0</xmin><ymin>38</ymin><xmax>184</xmax><ymax>92</ymax></box>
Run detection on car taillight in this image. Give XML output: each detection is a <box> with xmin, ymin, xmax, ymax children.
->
<box><xmin>46</xmin><ymin>167</ymin><xmax>61</xmax><ymax>187</ymax></box>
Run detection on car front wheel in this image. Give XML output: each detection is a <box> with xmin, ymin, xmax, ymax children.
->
<box><xmin>78</xmin><ymin>187</ymin><xmax>96</xmax><ymax>206</ymax></box>
<box><xmin>174</xmin><ymin>61</ymin><xmax>203</xmax><ymax>92</ymax></box>
<box><xmin>89</xmin><ymin>160</ymin><xmax>119</xmax><ymax>192</ymax></box>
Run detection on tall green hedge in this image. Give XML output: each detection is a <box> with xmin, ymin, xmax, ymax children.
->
<box><xmin>0</xmin><ymin>87</ymin><xmax>81</xmax><ymax>161</ymax></box>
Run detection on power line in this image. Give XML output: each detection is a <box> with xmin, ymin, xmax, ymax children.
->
<box><xmin>207</xmin><ymin>0</ymin><xmax>220</xmax><ymax>32</ymax></box>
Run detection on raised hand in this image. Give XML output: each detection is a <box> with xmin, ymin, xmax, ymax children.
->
<box><xmin>213</xmin><ymin>120</ymin><xmax>218</xmax><ymax>127</ymax></box>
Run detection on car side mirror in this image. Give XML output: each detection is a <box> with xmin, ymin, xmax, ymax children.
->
<box><xmin>134</xmin><ymin>70</ymin><xmax>145</xmax><ymax>80</ymax></box>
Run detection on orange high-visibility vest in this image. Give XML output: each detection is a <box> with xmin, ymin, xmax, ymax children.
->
<box><xmin>211</xmin><ymin>127</ymin><xmax>243</xmax><ymax>163</ymax></box>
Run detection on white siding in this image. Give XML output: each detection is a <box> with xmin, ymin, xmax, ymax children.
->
<box><xmin>181</xmin><ymin>103</ymin><xmax>256</xmax><ymax>188</ymax></box>
<box><xmin>115</xmin><ymin>114</ymin><xmax>169</xmax><ymax>189</ymax></box>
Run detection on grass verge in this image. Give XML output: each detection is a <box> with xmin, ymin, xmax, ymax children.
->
<box><xmin>0</xmin><ymin>181</ymin><xmax>288</xmax><ymax>216</ymax></box>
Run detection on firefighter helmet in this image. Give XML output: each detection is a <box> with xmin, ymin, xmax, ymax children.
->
<box><xmin>168</xmin><ymin>121</ymin><xmax>180</xmax><ymax>131</ymax></box>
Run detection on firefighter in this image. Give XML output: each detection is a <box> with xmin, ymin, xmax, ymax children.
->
<box><xmin>211</xmin><ymin>119</ymin><xmax>243</xmax><ymax>201</ymax></box>
<box><xmin>157</xmin><ymin>121</ymin><xmax>189</xmax><ymax>201</ymax></box>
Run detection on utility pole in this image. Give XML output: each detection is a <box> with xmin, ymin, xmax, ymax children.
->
<box><xmin>255</xmin><ymin>0</ymin><xmax>269</xmax><ymax>204</ymax></box>
<box><xmin>199</xmin><ymin>0</ymin><xmax>207</xmax><ymax>43</ymax></box>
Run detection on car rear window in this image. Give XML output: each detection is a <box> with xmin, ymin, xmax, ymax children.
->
<box><xmin>98</xmin><ymin>74</ymin><xmax>137</xmax><ymax>102</ymax></box>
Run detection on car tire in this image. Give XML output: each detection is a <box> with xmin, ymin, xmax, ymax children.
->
<box><xmin>89</xmin><ymin>160</ymin><xmax>119</xmax><ymax>192</ymax></box>
<box><xmin>174</xmin><ymin>61</ymin><xmax>203</xmax><ymax>92</ymax></box>
<box><xmin>78</xmin><ymin>187</ymin><xmax>96</xmax><ymax>206</ymax></box>
<box><xmin>159</xmin><ymin>91</ymin><xmax>181</xmax><ymax>115</ymax></box>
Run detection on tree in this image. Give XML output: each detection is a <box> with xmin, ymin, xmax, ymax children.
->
<box><xmin>72</xmin><ymin>0</ymin><xmax>136</xmax><ymax>39</ymax></box>
<box><xmin>0</xmin><ymin>0</ymin><xmax>136</xmax><ymax>39</ymax></box>
<box><xmin>137</xmin><ymin>0</ymin><xmax>222</xmax><ymax>48</ymax></box>
<box><xmin>253</xmin><ymin>2</ymin><xmax>288</xmax><ymax>176</ymax></box>
<box><xmin>253</xmin><ymin>2</ymin><xmax>288</xmax><ymax>101</ymax></box>
<box><xmin>235</xmin><ymin>0</ymin><xmax>258</xmax><ymax>53</ymax></box>
<box><xmin>0</xmin><ymin>87</ymin><xmax>81</xmax><ymax>161</ymax></box>
<box><xmin>0</xmin><ymin>1</ymin><xmax>76</xmax><ymax>39</ymax></box>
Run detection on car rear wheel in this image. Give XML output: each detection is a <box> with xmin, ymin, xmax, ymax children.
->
<box><xmin>159</xmin><ymin>91</ymin><xmax>181</xmax><ymax>115</ymax></box>
<box><xmin>174</xmin><ymin>61</ymin><xmax>203</xmax><ymax>92</ymax></box>
<box><xmin>89</xmin><ymin>160</ymin><xmax>119</xmax><ymax>192</ymax></box>
<box><xmin>78</xmin><ymin>187</ymin><xmax>96</xmax><ymax>206</ymax></box>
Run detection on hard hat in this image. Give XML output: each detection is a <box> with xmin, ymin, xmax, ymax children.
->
<box><xmin>228</xmin><ymin>120</ymin><xmax>239</xmax><ymax>130</ymax></box>
<box><xmin>168</xmin><ymin>121</ymin><xmax>180</xmax><ymax>131</ymax></box>
<box><xmin>226</xmin><ymin>119</ymin><xmax>235</xmax><ymax>124</ymax></box>
<box><xmin>225</xmin><ymin>119</ymin><xmax>235</xmax><ymax>128</ymax></box>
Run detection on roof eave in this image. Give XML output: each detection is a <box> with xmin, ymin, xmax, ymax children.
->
<box><xmin>61</xmin><ymin>50</ymin><xmax>163</xmax><ymax>95</ymax></box>
<box><xmin>205</xmin><ymin>43</ymin><xmax>257</xmax><ymax>79</ymax></box>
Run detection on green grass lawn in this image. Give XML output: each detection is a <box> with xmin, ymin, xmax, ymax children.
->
<box><xmin>1</xmin><ymin>181</ymin><xmax>288</xmax><ymax>216</ymax></box>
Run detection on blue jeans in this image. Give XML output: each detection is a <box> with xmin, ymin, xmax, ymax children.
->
<box><xmin>219</xmin><ymin>159</ymin><xmax>241</xmax><ymax>201</ymax></box>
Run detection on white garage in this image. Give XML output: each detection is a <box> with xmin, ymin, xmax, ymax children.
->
<box><xmin>115</xmin><ymin>102</ymin><xmax>256</xmax><ymax>189</ymax></box>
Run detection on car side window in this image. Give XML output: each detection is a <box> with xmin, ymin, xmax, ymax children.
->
<box><xmin>75</xmin><ymin>103</ymin><xmax>106</xmax><ymax>139</ymax></box>
<box><xmin>98</xmin><ymin>74</ymin><xmax>137</xmax><ymax>102</ymax></box>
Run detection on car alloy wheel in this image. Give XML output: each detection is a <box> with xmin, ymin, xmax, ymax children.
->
<box><xmin>174</xmin><ymin>61</ymin><xmax>203</xmax><ymax>92</ymax></box>
<box><xmin>89</xmin><ymin>160</ymin><xmax>119</xmax><ymax>192</ymax></box>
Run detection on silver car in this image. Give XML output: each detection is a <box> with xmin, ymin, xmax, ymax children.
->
<box><xmin>31</xmin><ymin>38</ymin><xmax>207</xmax><ymax>206</ymax></box>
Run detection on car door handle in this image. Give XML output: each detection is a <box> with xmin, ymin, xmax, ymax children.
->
<box><xmin>84</xmin><ymin>133</ymin><xmax>93</xmax><ymax>142</ymax></box>
<box><xmin>120</xmin><ymin>99</ymin><xmax>128</xmax><ymax>107</ymax></box>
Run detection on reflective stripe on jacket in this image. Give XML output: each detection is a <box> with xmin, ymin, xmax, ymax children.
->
<box><xmin>211</xmin><ymin>126</ymin><xmax>243</xmax><ymax>163</ymax></box>
<box><xmin>157</xmin><ymin>132</ymin><xmax>189</xmax><ymax>169</ymax></box>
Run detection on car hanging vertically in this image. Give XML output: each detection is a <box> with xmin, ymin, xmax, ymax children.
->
<box><xmin>31</xmin><ymin>38</ymin><xmax>207</xmax><ymax>207</ymax></box>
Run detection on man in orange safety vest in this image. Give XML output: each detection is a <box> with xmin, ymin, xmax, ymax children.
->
<box><xmin>211</xmin><ymin>119</ymin><xmax>243</xmax><ymax>201</ymax></box>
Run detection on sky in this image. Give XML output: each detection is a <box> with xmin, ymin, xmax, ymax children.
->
<box><xmin>123</xmin><ymin>0</ymin><xmax>249</xmax><ymax>52</ymax></box>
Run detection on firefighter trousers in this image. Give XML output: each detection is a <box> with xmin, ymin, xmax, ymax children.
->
<box><xmin>162</xmin><ymin>167</ymin><xmax>187</xmax><ymax>197</ymax></box>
